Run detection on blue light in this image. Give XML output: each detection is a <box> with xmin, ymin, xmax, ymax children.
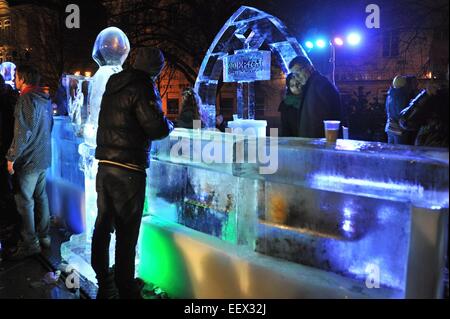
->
<box><xmin>311</xmin><ymin>174</ymin><xmax>424</xmax><ymax>194</ymax></box>
<box><xmin>343</xmin><ymin>207</ymin><xmax>353</xmax><ymax>218</ymax></box>
<box><xmin>316</xmin><ymin>39</ymin><xmax>327</xmax><ymax>48</ymax></box>
<box><xmin>342</xmin><ymin>220</ymin><xmax>353</xmax><ymax>233</ymax></box>
<box><xmin>305</xmin><ymin>41</ymin><xmax>314</xmax><ymax>49</ymax></box>
<box><xmin>347</xmin><ymin>32</ymin><xmax>362</xmax><ymax>46</ymax></box>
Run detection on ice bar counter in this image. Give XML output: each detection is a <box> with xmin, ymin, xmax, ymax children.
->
<box><xmin>49</xmin><ymin>122</ymin><xmax>449</xmax><ymax>298</ymax></box>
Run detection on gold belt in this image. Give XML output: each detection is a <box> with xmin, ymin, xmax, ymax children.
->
<box><xmin>98</xmin><ymin>160</ymin><xmax>145</xmax><ymax>173</ymax></box>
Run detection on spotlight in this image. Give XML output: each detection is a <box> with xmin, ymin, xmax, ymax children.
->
<box><xmin>334</xmin><ymin>37</ymin><xmax>344</xmax><ymax>46</ymax></box>
<box><xmin>316</xmin><ymin>39</ymin><xmax>327</xmax><ymax>48</ymax></box>
<box><xmin>347</xmin><ymin>32</ymin><xmax>361</xmax><ymax>46</ymax></box>
<box><xmin>305</xmin><ymin>41</ymin><xmax>314</xmax><ymax>49</ymax></box>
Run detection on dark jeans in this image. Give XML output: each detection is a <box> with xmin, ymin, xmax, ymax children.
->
<box><xmin>91</xmin><ymin>164</ymin><xmax>146</xmax><ymax>299</ymax></box>
<box><xmin>387</xmin><ymin>132</ymin><xmax>416</xmax><ymax>145</ymax></box>
<box><xmin>13</xmin><ymin>169</ymin><xmax>50</xmax><ymax>245</ymax></box>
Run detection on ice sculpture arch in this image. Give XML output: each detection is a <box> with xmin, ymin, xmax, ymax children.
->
<box><xmin>194</xmin><ymin>6</ymin><xmax>310</xmax><ymax>127</ymax></box>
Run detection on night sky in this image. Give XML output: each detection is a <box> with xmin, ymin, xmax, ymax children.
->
<box><xmin>6</xmin><ymin>0</ymin><xmax>448</xmax><ymax>75</ymax></box>
<box><xmin>9</xmin><ymin>0</ymin><xmax>107</xmax><ymax>73</ymax></box>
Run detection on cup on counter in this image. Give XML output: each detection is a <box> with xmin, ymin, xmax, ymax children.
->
<box><xmin>342</xmin><ymin>126</ymin><xmax>349</xmax><ymax>140</ymax></box>
<box><xmin>323</xmin><ymin>120</ymin><xmax>340</xmax><ymax>143</ymax></box>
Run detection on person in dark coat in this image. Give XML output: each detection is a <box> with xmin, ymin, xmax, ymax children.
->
<box><xmin>0</xmin><ymin>75</ymin><xmax>18</xmax><ymax>158</ymax></box>
<box><xmin>0</xmin><ymin>74</ymin><xmax>19</xmax><ymax>258</ymax></box>
<box><xmin>92</xmin><ymin>47</ymin><xmax>173</xmax><ymax>299</ymax></box>
<box><xmin>176</xmin><ymin>87</ymin><xmax>205</xmax><ymax>129</ymax></box>
<box><xmin>278</xmin><ymin>73</ymin><xmax>302</xmax><ymax>137</ymax></box>
<box><xmin>385</xmin><ymin>75</ymin><xmax>419</xmax><ymax>145</ymax></box>
<box><xmin>215</xmin><ymin>114</ymin><xmax>226</xmax><ymax>132</ymax></box>
<box><xmin>400</xmin><ymin>78</ymin><xmax>449</xmax><ymax>148</ymax></box>
<box><xmin>289</xmin><ymin>56</ymin><xmax>342</xmax><ymax>138</ymax></box>
<box><xmin>52</xmin><ymin>74</ymin><xmax>69</xmax><ymax>116</ymax></box>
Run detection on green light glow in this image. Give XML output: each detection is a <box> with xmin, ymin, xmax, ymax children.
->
<box><xmin>138</xmin><ymin>218</ymin><xmax>193</xmax><ymax>298</ymax></box>
<box><xmin>142</xmin><ymin>186</ymin><xmax>151</xmax><ymax>216</ymax></box>
<box><xmin>222</xmin><ymin>211</ymin><xmax>237</xmax><ymax>243</ymax></box>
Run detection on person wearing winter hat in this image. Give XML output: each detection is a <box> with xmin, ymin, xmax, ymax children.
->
<box><xmin>132</xmin><ymin>46</ymin><xmax>165</xmax><ymax>78</ymax></box>
<box><xmin>92</xmin><ymin>47</ymin><xmax>173</xmax><ymax>299</ymax></box>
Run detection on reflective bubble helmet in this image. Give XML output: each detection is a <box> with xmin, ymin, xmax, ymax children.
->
<box><xmin>0</xmin><ymin>62</ymin><xmax>16</xmax><ymax>82</ymax></box>
<box><xmin>92</xmin><ymin>27</ymin><xmax>130</xmax><ymax>66</ymax></box>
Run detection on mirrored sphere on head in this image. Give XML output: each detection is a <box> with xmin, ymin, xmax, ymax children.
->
<box><xmin>0</xmin><ymin>62</ymin><xmax>16</xmax><ymax>82</ymax></box>
<box><xmin>92</xmin><ymin>27</ymin><xmax>130</xmax><ymax>66</ymax></box>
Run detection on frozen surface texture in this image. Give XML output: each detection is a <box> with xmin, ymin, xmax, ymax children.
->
<box><xmin>146</xmin><ymin>129</ymin><xmax>449</xmax><ymax>297</ymax></box>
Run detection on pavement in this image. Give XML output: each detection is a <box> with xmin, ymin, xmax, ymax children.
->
<box><xmin>0</xmin><ymin>223</ymin><xmax>84</xmax><ymax>299</ymax></box>
<box><xmin>1</xmin><ymin>221</ymin><xmax>167</xmax><ymax>299</ymax></box>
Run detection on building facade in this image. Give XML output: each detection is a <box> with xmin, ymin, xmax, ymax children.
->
<box><xmin>0</xmin><ymin>0</ymin><xmax>37</xmax><ymax>65</ymax></box>
<box><xmin>0</xmin><ymin>0</ymin><xmax>14</xmax><ymax>63</ymax></box>
<box><xmin>0</xmin><ymin>0</ymin><xmax>63</xmax><ymax>92</ymax></box>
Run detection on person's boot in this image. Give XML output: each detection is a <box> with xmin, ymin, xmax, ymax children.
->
<box><xmin>117</xmin><ymin>278</ymin><xmax>144</xmax><ymax>299</ymax></box>
<box><xmin>39</xmin><ymin>236</ymin><xmax>51</xmax><ymax>249</ymax></box>
<box><xmin>96</xmin><ymin>268</ymin><xmax>119</xmax><ymax>299</ymax></box>
<box><xmin>8</xmin><ymin>240</ymin><xmax>41</xmax><ymax>261</ymax></box>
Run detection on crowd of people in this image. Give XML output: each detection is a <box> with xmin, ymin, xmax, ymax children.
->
<box><xmin>0</xmin><ymin>52</ymin><xmax>449</xmax><ymax>299</ymax></box>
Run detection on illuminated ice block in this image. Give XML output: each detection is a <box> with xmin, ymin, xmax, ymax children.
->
<box><xmin>0</xmin><ymin>61</ymin><xmax>16</xmax><ymax>89</ymax></box>
<box><xmin>143</xmin><ymin>131</ymin><xmax>448</xmax><ymax>298</ymax></box>
<box><xmin>65</xmin><ymin>75</ymin><xmax>90</xmax><ymax>136</ymax></box>
<box><xmin>227</xmin><ymin>119</ymin><xmax>267</xmax><ymax>137</ymax></box>
<box><xmin>47</xmin><ymin>116</ymin><xmax>85</xmax><ymax>234</ymax></box>
<box><xmin>223</xmin><ymin>50</ymin><xmax>271</xmax><ymax>83</ymax></box>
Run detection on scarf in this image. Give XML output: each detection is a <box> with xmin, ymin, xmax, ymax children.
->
<box><xmin>20</xmin><ymin>85</ymin><xmax>41</xmax><ymax>96</ymax></box>
<box><xmin>283</xmin><ymin>94</ymin><xmax>302</xmax><ymax>109</ymax></box>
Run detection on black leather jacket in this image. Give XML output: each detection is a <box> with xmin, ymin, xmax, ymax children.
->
<box><xmin>400</xmin><ymin>87</ymin><xmax>449</xmax><ymax>147</ymax></box>
<box><xmin>95</xmin><ymin>68</ymin><xmax>173</xmax><ymax>168</ymax></box>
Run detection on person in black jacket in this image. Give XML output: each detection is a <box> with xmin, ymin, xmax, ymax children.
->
<box><xmin>1</xmin><ymin>74</ymin><xmax>18</xmax><ymax>194</ymax></box>
<box><xmin>52</xmin><ymin>74</ymin><xmax>69</xmax><ymax>116</ymax></box>
<box><xmin>399</xmin><ymin>78</ymin><xmax>449</xmax><ymax>148</ymax></box>
<box><xmin>289</xmin><ymin>56</ymin><xmax>342</xmax><ymax>138</ymax></box>
<box><xmin>92</xmin><ymin>47</ymin><xmax>173</xmax><ymax>299</ymax></box>
<box><xmin>278</xmin><ymin>73</ymin><xmax>302</xmax><ymax>137</ymax></box>
<box><xmin>176</xmin><ymin>87</ymin><xmax>205</xmax><ymax>129</ymax></box>
<box><xmin>0</xmin><ymin>74</ymin><xmax>20</xmax><ymax>258</ymax></box>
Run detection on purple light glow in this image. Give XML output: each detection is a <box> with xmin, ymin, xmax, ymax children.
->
<box><xmin>334</xmin><ymin>37</ymin><xmax>344</xmax><ymax>46</ymax></box>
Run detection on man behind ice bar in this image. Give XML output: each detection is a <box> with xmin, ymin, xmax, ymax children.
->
<box><xmin>289</xmin><ymin>56</ymin><xmax>342</xmax><ymax>138</ymax></box>
<box><xmin>92</xmin><ymin>47</ymin><xmax>173</xmax><ymax>299</ymax></box>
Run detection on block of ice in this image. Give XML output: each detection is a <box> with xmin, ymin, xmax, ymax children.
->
<box><xmin>0</xmin><ymin>61</ymin><xmax>16</xmax><ymax>88</ymax></box>
<box><xmin>147</xmin><ymin>131</ymin><xmax>448</xmax><ymax>297</ymax></box>
<box><xmin>223</xmin><ymin>50</ymin><xmax>271</xmax><ymax>83</ymax></box>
